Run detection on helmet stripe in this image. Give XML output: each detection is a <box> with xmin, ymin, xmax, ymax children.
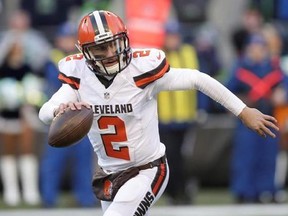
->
<box><xmin>99</xmin><ymin>11</ymin><xmax>109</xmax><ymax>32</ymax></box>
<box><xmin>92</xmin><ymin>11</ymin><xmax>106</xmax><ymax>35</ymax></box>
<box><xmin>89</xmin><ymin>13</ymin><xmax>99</xmax><ymax>35</ymax></box>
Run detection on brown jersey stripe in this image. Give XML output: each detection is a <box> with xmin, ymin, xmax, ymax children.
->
<box><xmin>134</xmin><ymin>58</ymin><xmax>170</xmax><ymax>89</ymax></box>
<box><xmin>151</xmin><ymin>163</ymin><xmax>167</xmax><ymax>196</ymax></box>
<box><xmin>58</xmin><ymin>72</ymin><xmax>80</xmax><ymax>90</ymax></box>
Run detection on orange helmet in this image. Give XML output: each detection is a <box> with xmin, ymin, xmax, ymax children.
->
<box><xmin>77</xmin><ymin>10</ymin><xmax>131</xmax><ymax>76</ymax></box>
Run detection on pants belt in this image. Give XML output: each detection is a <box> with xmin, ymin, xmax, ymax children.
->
<box><xmin>137</xmin><ymin>155</ymin><xmax>166</xmax><ymax>170</ymax></box>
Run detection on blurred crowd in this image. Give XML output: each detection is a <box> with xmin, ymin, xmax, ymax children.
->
<box><xmin>0</xmin><ymin>0</ymin><xmax>288</xmax><ymax>208</ymax></box>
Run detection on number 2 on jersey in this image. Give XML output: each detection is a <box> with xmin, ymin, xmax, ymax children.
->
<box><xmin>133</xmin><ymin>50</ymin><xmax>151</xmax><ymax>58</ymax></box>
<box><xmin>65</xmin><ymin>53</ymin><xmax>84</xmax><ymax>61</ymax></box>
<box><xmin>98</xmin><ymin>116</ymin><xmax>130</xmax><ymax>160</ymax></box>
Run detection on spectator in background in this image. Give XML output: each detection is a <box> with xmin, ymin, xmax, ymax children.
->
<box><xmin>263</xmin><ymin>24</ymin><xmax>288</xmax><ymax>202</ymax></box>
<box><xmin>20</xmin><ymin>0</ymin><xmax>84</xmax><ymax>42</ymax></box>
<box><xmin>231</xmin><ymin>8</ymin><xmax>263</xmax><ymax>57</ymax></box>
<box><xmin>40</xmin><ymin>22</ymin><xmax>97</xmax><ymax>208</ymax></box>
<box><xmin>172</xmin><ymin>0</ymin><xmax>209</xmax><ymax>43</ymax></box>
<box><xmin>262</xmin><ymin>23</ymin><xmax>284</xmax><ymax>61</ymax></box>
<box><xmin>0</xmin><ymin>35</ymin><xmax>42</xmax><ymax>206</ymax></box>
<box><xmin>194</xmin><ymin>24</ymin><xmax>223</xmax><ymax>113</ymax></box>
<box><xmin>157</xmin><ymin>20</ymin><xmax>198</xmax><ymax>205</ymax></box>
<box><xmin>3</xmin><ymin>9</ymin><xmax>52</xmax><ymax>73</ymax></box>
<box><xmin>226</xmin><ymin>33</ymin><xmax>285</xmax><ymax>203</ymax></box>
<box><xmin>249</xmin><ymin>0</ymin><xmax>288</xmax><ymax>56</ymax></box>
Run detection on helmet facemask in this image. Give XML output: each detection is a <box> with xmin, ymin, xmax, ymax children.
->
<box><xmin>81</xmin><ymin>33</ymin><xmax>131</xmax><ymax>77</ymax></box>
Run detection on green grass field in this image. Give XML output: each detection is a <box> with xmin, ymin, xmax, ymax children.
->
<box><xmin>0</xmin><ymin>188</ymin><xmax>288</xmax><ymax>216</ymax></box>
<box><xmin>0</xmin><ymin>188</ymin><xmax>230</xmax><ymax>209</ymax></box>
<box><xmin>0</xmin><ymin>187</ymin><xmax>278</xmax><ymax>209</ymax></box>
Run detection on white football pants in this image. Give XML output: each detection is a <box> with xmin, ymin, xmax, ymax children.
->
<box><xmin>101</xmin><ymin>162</ymin><xmax>169</xmax><ymax>216</ymax></box>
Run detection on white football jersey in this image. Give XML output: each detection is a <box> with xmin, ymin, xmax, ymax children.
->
<box><xmin>39</xmin><ymin>48</ymin><xmax>245</xmax><ymax>172</ymax></box>
<box><xmin>51</xmin><ymin>48</ymin><xmax>169</xmax><ymax>172</ymax></box>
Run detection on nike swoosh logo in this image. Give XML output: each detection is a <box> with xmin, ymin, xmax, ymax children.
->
<box><xmin>157</xmin><ymin>52</ymin><xmax>161</xmax><ymax>60</ymax></box>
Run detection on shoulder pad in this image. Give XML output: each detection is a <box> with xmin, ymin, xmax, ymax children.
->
<box><xmin>132</xmin><ymin>48</ymin><xmax>170</xmax><ymax>89</ymax></box>
<box><xmin>132</xmin><ymin>48</ymin><xmax>166</xmax><ymax>69</ymax></box>
<box><xmin>58</xmin><ymin>53</ymin><xmax>85</xmax><ymax>90</ymax></box>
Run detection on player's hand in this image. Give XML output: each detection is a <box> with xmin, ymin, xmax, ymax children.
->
<box><xmin>53</xmin><ymin>101</ymin><xmax>91</xmax><ymax>117</ymax></box>
<box><xmin>238</xmin><ymin>106</ymin><xmax>279</xmax><ymax>138</ymax></box>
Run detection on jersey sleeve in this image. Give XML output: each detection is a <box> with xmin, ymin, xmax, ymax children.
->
<box><xmin>39</xmin><ymin>54</ymin><xmax>84</xmax><ymax>125</ymax></box>
<box><xmin>57</xmin><ymin>54</ymin><xmax>84</xmax><ymax>90</ymax></box>
<box><xmin>38</xmin><ymin>84</ymin><xmax>79</xmax><ymax>124</ymax></box>
<box><xmin>153</xmin><ymin>67</ymin><xmax>246</xmax><ymax>116</ymax></box>
<box><xmin>132</xmin><ymin>48</ymin><xmax>170</xmax><ymax>89</ymax></box>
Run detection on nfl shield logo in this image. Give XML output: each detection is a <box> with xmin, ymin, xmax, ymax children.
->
<box><xmin>104</xmin><ymin>92</ymin><xmax>110</xmax><ymax>99</ymax></box>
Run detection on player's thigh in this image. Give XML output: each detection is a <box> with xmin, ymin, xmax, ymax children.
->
<box><xmin>102</xmin><ymin>164</ymin><xmax>169</xmax><ymax>216</ymax></box>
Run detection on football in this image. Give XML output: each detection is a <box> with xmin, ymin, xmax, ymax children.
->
<box><xmin>48</xmin><ymin>106</ymin><xmax>94</xmax><ymax>147</ymax></box>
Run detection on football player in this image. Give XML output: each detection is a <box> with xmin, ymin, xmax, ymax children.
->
<box><xmin>39</xmin><ymin>10</ymin><xmax>279</xmax><ymax>216</ymax></box>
